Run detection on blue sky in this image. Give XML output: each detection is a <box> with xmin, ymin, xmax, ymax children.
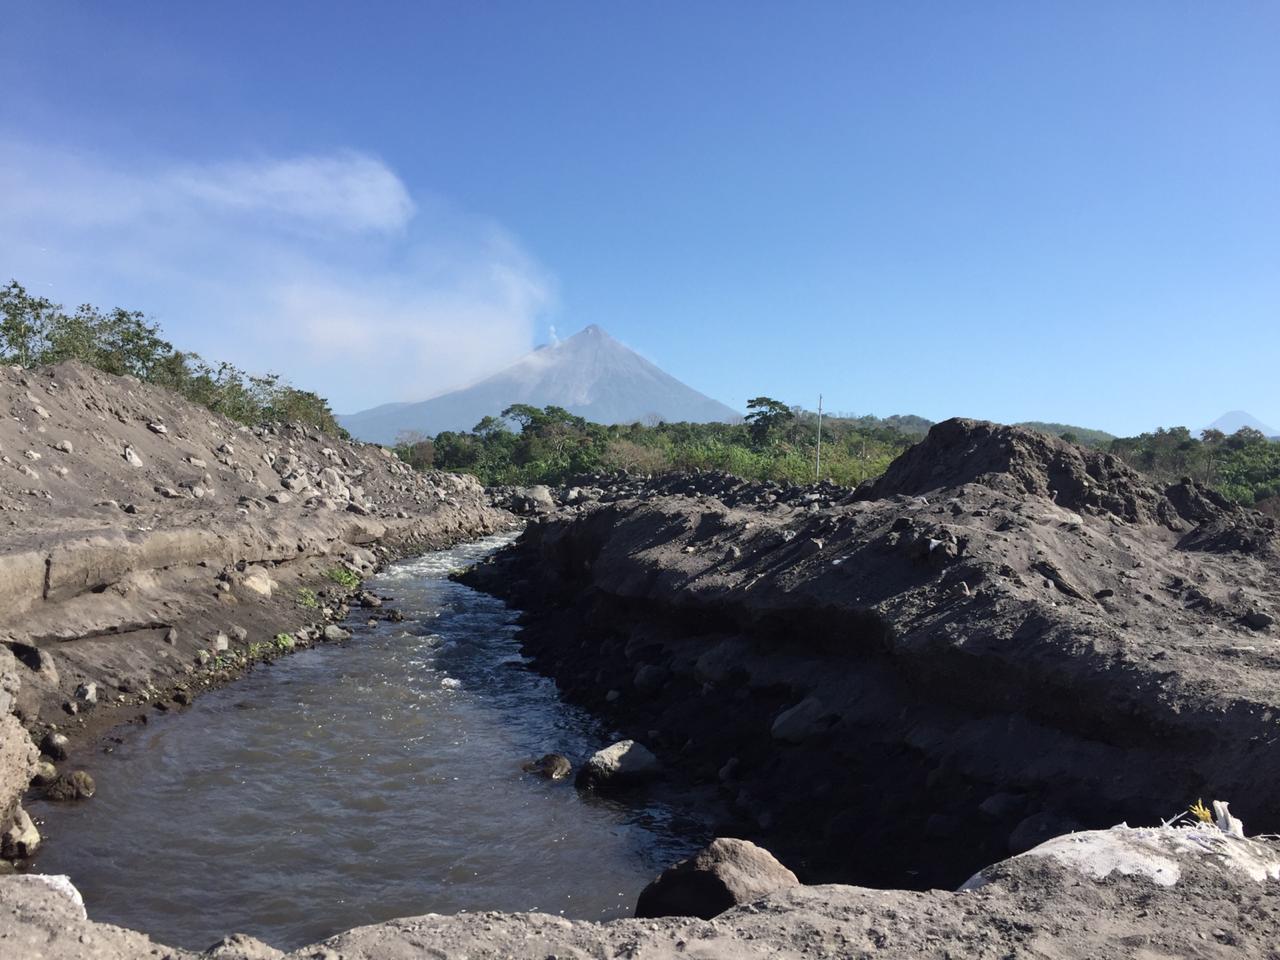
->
<box><xmin>2</xmin><ymin>2</ymin><xmax>1276</xmax><ymax>435</ymax></box>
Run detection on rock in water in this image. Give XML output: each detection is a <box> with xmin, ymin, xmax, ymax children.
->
<box><xmin>43</xmin><ymin>770</ymin><xmax>96</xmax><ymax>802</ymax></box>
<box><xmin>575</xmin><ymin>740</ymin><xmax>660</xmax><ymax>789</ymax></box>
<box><xmin>0</xmin><ymin>805</ymin><xmax>41</xmax><ymax>859</ymax></box>
<box><xmin>522</xmin><ymin>753</ymin><xmax>572</xmax><ymax>780</ymax></box>
<box><xmin>635</xmin><ymin>838</ymin><xmax>800</xmax><ymax>919</ymax></box>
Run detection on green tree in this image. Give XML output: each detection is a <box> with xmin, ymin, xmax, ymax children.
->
<box><xmin>744</xmin><ymin>396</ymin><xmax>794</xmax><ymax>446</ymax></box>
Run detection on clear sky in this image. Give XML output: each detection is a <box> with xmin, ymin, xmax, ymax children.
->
<box><xmin>2</xmin><ymin>2</ymin><xmax>1276</xmax><ymax>434</ymax></box>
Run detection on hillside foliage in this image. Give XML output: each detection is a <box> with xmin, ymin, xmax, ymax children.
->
<box><xmin>398</xmin><ymin>401</ymin><xmax>1280</xmax><ymax>512</ymax></box>
<box><xmin>1</xmin><ymin>280</ymin><xmax>345</xmax><ymax>435</ymax></box>
<box><xmin>1109</xmin><ymin>426</ymin><xmax>1280</xmax><ymax>507</ymax></box>
<box><xmin>395</xmin><ymin>399</ymin><xmax>920</xmax><ymax>487</ymax></box>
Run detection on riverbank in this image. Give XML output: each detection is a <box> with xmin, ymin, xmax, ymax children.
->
<box><xmin>4</xmin><ymin>818</ymin><xmax>1279</xmax><ymax>957</ymax></box>
<box><xmin>462</xmin><ymin>419</ymin><xmax>1280</xmax><ymax>890</ymax></box>
<box><xmin>0</xmin><ymin>360</ymin><xmax>513</xmax><ymax>863</ymax></box>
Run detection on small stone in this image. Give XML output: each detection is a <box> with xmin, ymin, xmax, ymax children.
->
<box><xmin>1243</xmin><ymin>611</ymin><xmax>1274</xmax><ymax>631</ymax></box>
<box><xmin>74</xmin><ymin>682</ymin><xmax>98</xmax><ymax>706</ymax></box>
<box><xmin>211</xmin><ymin>632</ymin><xmax>230</xmax><ymax>652</ymax></box>
<box><xmin>41</xmin><ymin>731</ymin><xmax>70</xmax><ymax>761</ymax></box>
<box><xmin>122</xmin><ymin>446</ymin><xmax>143</xmax><ymax>467</ymax></box>
<box><xmin>147</xmin><ymin>423</ymin><xmax>168</xmax><ymax>435</ymax></box>
<box><xmin>323</xmin><ymin>625</ymin><xmax>351</xmax><ymax>642</ymax></box>
<box><xmin>164</xmin><ymin>627</ymin><xmax>178</xmax><ymax>644</ymax></box>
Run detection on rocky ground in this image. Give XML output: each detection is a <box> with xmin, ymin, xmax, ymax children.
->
<box><xmin>3</xmin><ymin>821</ymin><xmax>1279</xmax><ymax>957</ymax></box>
<box><xmin>465</xmin><ymin>419</ymin><xmax>1280</xmax><ymax>890</ymax></box>
<box><xmin>0</xmin><ymin>360</ymin><xmax>512</xmax><ymax>864</ymax></box>
<box><xmin>5</xmin><ymin>393</ymin><xmax>1280</xmax><ymax>958</ymax></box>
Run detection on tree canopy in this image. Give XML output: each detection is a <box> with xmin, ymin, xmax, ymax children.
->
<box><xmin>1</xmin><ymin>279</ymin><xmax>345</xmax><ymax>435</ymax></box>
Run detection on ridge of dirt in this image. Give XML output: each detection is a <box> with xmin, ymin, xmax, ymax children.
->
<box><xmin>462</xmin><ymin>419</ymin><xmax>1280</xmax><ymax>889</ymax></box>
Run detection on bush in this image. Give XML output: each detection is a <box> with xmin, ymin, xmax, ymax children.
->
<box><xmin>1</xmin><ymin>279</ymin><xmax>345</xmax><ymax>436</ymax></box>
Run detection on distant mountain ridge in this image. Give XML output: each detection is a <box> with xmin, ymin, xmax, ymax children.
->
<box><xmin>1208</xmin><ymin>410</ymin><xmax>1278</xmax><ymax>438</ymax></box>
<box><xmin>340</xmin><ymin>325</ymin><xmax>741</xmax><ymax>444</ymax></box>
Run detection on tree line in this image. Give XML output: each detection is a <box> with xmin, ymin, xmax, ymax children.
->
<box><xmin>394</xmin><ymin>397</ymin><xmax>923</xmax><ymax>487</ymax></box>
<box><xmin>396</xmin><ymin>402</ymin><xmax>1280</xmax><ymax>514</ymax></box>
<box><xmin>1</xmin><ymin>280</ymin><xmax>345</xmax><ymax>435</ymax></box>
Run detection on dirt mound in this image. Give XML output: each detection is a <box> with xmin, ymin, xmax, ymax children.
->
<box><xmin>859</xmin><ymin>418</ymin><xmax>1275</xmax><ymax>553</ymax></box>
<box><xmin>462</xmin><ymin>423</ymin><xmax>1280</xmax><ymax>891</ymax></box>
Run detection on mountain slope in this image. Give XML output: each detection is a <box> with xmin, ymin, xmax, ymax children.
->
<box><xmin>340</xmin><ymin>325</ymin><xmax>741</xmax><ymax>443</ymax></box>
<box><xmin>1209</xmin><ymin>410</ymin><xmax>1278</xmax><ymax>437</ymax></box>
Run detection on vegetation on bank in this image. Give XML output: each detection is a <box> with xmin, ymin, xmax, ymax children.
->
<box><xmin>394</xmin><ymin>402</ymin><xmax>1280</xmax><ymax>512</ymax></box>
<box><xmin>393</xmin><ymin>399</ymin><xmax>922</xmax><ymax>487</ymax></box>
<box><xmin>1109</xmin><ymin>426</ymin><xmax>1280</xmax><ymax>507</ymax></box>
<box><xmin>6</xmin><ymin>279</ymin><xmax>1275</xmax><ymax>511</ymax></box>
<box><xmin>1</xmin><ymin>279</ymin><xmax>345</xmax><ymax>436</ymax></box>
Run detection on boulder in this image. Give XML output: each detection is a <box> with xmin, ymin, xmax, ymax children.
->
<box><xmin>635</xmin><ymin>838</ymin><xmax>800</xmax><ymax>919</ymax></box>
<box><xmin>0</xmin><ymin>804</ymin><xmax>40</xmax><ymax>859</ymax></box>
<box><xmin>633</xmin><ymin>664</ymin><xmax>669</xmax><ymax>696</ymax></box>
<box><xmin>43</xmin><ymin>770</ymin><xmax>96</xmax><ymax>802</ymax></box>
<box><xmin>513</xmin><ymin>485</ymin><xmax>556</xmax><ymax>515</ymax></box>
<box><xmin>576</xmin><ymin>740</ymin><xmax>660</xmax><ymax>789</ymax></box>
<box><xmin>40</xmin><ymin>731</ymin><xmax>69</xmax><ymax>761</ymax></box>
<box><xmin>770</xmin><ymin>697</ymin><xmax>830</xmax><ymax>744</ymax></box>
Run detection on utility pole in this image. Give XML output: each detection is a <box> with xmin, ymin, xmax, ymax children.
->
<box><xmin>815</xmin><ymin>393</ymin><xmax>823</xmax><ymax>482</ymax></box>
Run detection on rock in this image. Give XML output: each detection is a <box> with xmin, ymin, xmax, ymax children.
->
<box><xmin>203</xmin><ymin>932</ymin><xmax>286</xmax><ymax>959</ymax></box>
<box><xmin>147</xmin><ymin>422</ymin><xmax>168</xmax><ymax>435</ymax></box>
<box><xmin>635</xmin><ymin>838</ymin><xmax>800</xmax><ymax>919</ymax></box>
<box><xmin>633</xmin><ymin>664</ymin><xmax>669</xmax><ymax>695</ymax></box>
<box><xmin>41</xmin><ymin>731</ymin><xmax>70</xmax><ymax>761</ymax></box>
<box><xmin>323</xmin><ymin>625</ymin><xmax>352</xmax><ymax>642</ymax></box>
<box><xmin>54</xmin><ymin>440</ymin><xmax>73</xmax><ymax>453</ymax></box>
<box><xmin>211</xmin><ymin>632</ymin><xmax>230</xmax><ymax>652</ymax></box>
<box><xmin>770</xmin><ymin>697</ymin><xmax>830</xmax><ymax>744</ymax></box>
<box><xmin>43</xmin><ymin>770</ymin><xmax>96</xmax><ymax>802</ymax></box>
<box><xmin>164</xmin><ymin>627</ymin><xmax>178</xmax><ymax>644</ymax></box>
<box><xmin>576</xmin><ymin>739</ymin><xmax>660</xmax><ymax>789</ymax></box>
<box><xmin>978</xmin><ymin>792</ymin><xmax>1028</xmax><ymax>820</ymax></box>
<box><xmin>240</xmin><ymin>568</ymin><xmax>276</xmax><ymax>596</ymax></box>
<box><xmin>1008</xmin><ymin>811</ymin><xmax>1083</xmax><ymax>855</ymax></box>
<box><xmin>0</xmin><ymin>804</ymin><xmax>40</xmax><ymax>859</ymax></box>
<box><xmin>122</xmin><ymin>445</ymin><xmax>143</xmax><ymax>467</ymax></box>
<box><xmin>73</xmin><ymin>681</ymin><xmax>97</xmax><ymax>706</ymax></box>
<box><xmin>1243</xmin><ymin>610</ymin><xmax>1274</xmax><ymax>630</ymax></box>
<box><xmin>265</xmin><ymin>492</ymin><xmax>291</xmax><ymax>504</ymax></box>
<box><xmin>32</xmin><ymin>761</ymin><xmax>58</xmax><ymax>786</ymax></box>
<box><xmin>513</xmin><ymin>485</ymin><xmax>556</xmax><ymax>515</ymax></box>
<box><xmin>522</xmin><ymin>753</ymin><xmax>573</xmax><ymax>780</ymax></box>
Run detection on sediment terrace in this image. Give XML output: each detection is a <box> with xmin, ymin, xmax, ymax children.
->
<box><xmin>0</xmin><ymin>360</ymin><xmax>509</xmax><ymax>863</ymax></box>
<box><xmin>3</xmin><ymin>367</ymin><xmax>1279</xmax><ymax>956</ymax></box>
<box><xmin>465</xmin><ymin>420</ymin><xmax>1280</xmax><ymax>889</ymax></box>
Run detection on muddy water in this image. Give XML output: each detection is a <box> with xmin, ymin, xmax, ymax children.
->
<box><xmin>29</xmin><ymin>534</ymin><xmax>704</xmax><ymax>950</ymax></box>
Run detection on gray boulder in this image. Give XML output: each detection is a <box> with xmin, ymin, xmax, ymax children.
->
<box><xmin>770</xmin><ymin>697</ymin><xmax>830</xmax><ymax>744</ymax></box>
<box><xmin>576</xmin><ymin>739</ymin><xmax>660</xmax><ymax>789</ymax></box>
<box><xmin>513</xmin><ymin>485</ymin><xmax>556</xmax><ymax>515</ymax></box>
<box><xmin>635</xmin><ymin>837</ymin><xmax>800</xmax><ymax>919</ymax></box>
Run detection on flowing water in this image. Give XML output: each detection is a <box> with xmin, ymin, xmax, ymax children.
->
<box><xmin>29</xmin><ymin>534</ymin><xmax>704</xmax><ymax>950</ymax></box>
